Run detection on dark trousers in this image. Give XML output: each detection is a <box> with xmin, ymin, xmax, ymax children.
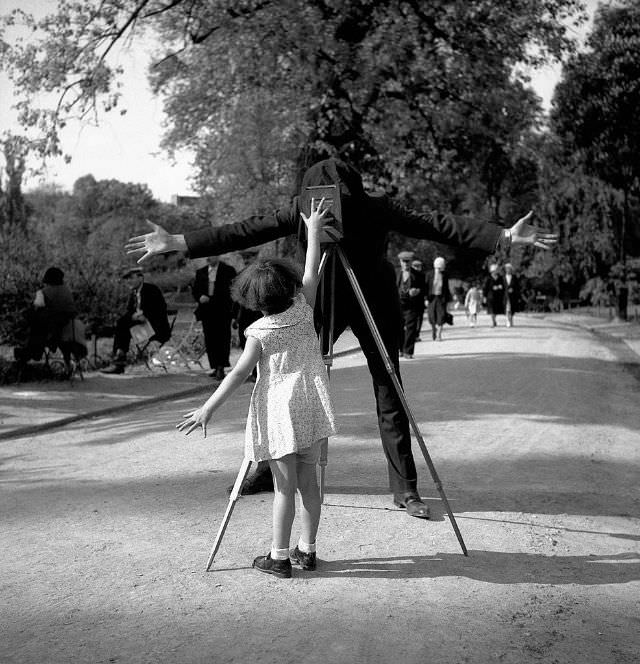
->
<box><xmin>320</xmin><ymin>285</ymin><xmax>417</xmax><ymax>496</ymax></box>
<box><xmin>400</xmin><ymin>307</ymin><xmax>421</xmax><ymax>356</ymax></box>
<box><xmin>199</xmin><ymin>307</ymin><xmax>232</xmax><ymax>369</ymax></box>
<box><xmin>112</xmin><ymin>314</ymin><xmax>135</xmax><ymax>358</ymax></box>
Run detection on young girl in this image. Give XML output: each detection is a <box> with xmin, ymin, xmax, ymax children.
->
<box><xmin>464</xmin><ymin>282</ymin><xmax>483</xmax><ymax>327</ymax></box>
<box><xmin>178</xmin><ymin>200</ymin><xmax>336</xmax><ymax>579</ymax></box>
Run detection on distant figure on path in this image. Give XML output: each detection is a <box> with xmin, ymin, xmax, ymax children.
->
<box><xmin>396</xmin><ymin>250</ymin><xmax>426</xmax><ymax>358</ymax></box>
<box><xmin>503</xmin><ymin>263</ymin><xmax>521</xmax><ymax>327</ymax></box>
<box><xmin>411</xmin><ymin>259</ymin><xmax>426</xmax><ymax>341</ymax></box>
<box><xmin>425</xmin><ymin>256</ymin><xmax>451</xmax><ymax>341</ymax></box>
<box><xmin>464</xmin><ymin>282</ymin><xmax>483</xmax><ymax>327</ymax></box>
<box><xmin>483</xmin><ymin>264</ymin><xmax>506</xmax><ymax>327</ymax></box>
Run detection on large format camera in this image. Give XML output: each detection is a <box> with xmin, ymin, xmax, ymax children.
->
<box><xmin>301</xmin><ymin>184</ymin><xmax>344</xmax><ymax>243</ymax></box>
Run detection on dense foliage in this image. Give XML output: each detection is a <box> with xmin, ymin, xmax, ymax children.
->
<box><xmin>1</xmin><ymin>0</ymin><xmax>639</xmax><ymax>338</ymax></box>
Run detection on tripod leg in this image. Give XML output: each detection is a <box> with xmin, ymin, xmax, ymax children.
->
<box><xmin>318</xmin><ymin>438</ymin><xmax>328</xmax><ymax>502</ymax></box>
<box><xmin>319</xmin><ymin>246</ymin><xmax>337</xmax><ymax>505</ymax></box>
<box><xmin>336</xmin><ymin>247</ymin><xmax>468</xmax><ymax>556</ymax></box>
<box><xmin>205</xmin><ymin>458</ymin><xmax>253</xmax><ymax>571</ymax></box>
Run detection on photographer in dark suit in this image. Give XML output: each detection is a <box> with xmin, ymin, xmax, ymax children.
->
<box><xmin>102</xmin><ymin>267</ymin><xmax>170</xmax><ymax>374</ymax></box>
<box><xmin>192</xmin><ymin>256</ymin><xmax>237</xmax><ymax>380</ymax></box>
<box><xmin>126</xmin><ymin>158</ymin><xmax>555</xmax><ymax>518</ymax></box>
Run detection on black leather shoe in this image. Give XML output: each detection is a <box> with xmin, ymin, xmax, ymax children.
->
<box><xmin>393</xmin><ymin>493</ymin><xmax>431</xmax><ymax>519</ymax></box>
<box><xmin>252</xmin><ymin>553</ymin><xmax>292</xmax><ymax>579</ymax></box>
<box><xmin>226</xmin><ymin>469</ymin><xmax>274</xmax><ymax>495</ymax></box>
<box><xmin>101</xmin><ymin>364</ymin><xmax>125</xmax><ymax>375</ymax></box>
<box><xmin>290</xmin><ymin>546</ymin><xmax>316</xmax><ymax>571</ymax></box>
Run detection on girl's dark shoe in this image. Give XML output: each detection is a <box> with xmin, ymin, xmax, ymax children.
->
<box><xmin>290</xmin><ymin>546</ymin><xmax>316</xmax><ymax>571</ymax></box>
<box><xmin>252</xmin><ymin>553</ymin><xmax>292</xmax><ymax>579</ymax></box>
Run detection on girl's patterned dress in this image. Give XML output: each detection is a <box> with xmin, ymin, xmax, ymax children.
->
<box><xmin>243</xmin><ymin>293</ymin><xmax>337</xmax><ymax>462</ymax></box>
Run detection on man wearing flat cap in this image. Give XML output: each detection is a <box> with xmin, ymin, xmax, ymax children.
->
<box><xmin>102</xmin><ymin>267</ymin><xmax>171</xmax><ymax>374</ymax></box>
<box><xmin>396</xmin><ymin>250</ymin><xmax>425</xmax><ymax>358</ymax></box>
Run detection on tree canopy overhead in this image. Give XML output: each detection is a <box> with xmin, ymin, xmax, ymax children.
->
<box><xmin>2</xmin><ymin>0</ymin><xmax>585</xmax><ymax>210</ymax></box>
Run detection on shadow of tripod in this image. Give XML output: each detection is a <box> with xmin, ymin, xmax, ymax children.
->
<box><xmin>204</xmin><ymin>242</ymin><xmax>468</xmax><ymax>571</ymax></box>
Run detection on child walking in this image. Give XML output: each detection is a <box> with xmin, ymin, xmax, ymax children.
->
<box><xmin>464</xmin><ymin>283</ymin><xmax>483</xmax><ymax>327</ymax></box>
<box><xmin>178</xmin><ymin>199</ymin><xmax>336</xmax><ymax>578</ymax></box>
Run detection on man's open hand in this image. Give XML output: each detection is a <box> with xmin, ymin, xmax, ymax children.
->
<box><xmin>510</xmin><ymin>211</ymin><xmax>557</xmax><ymax>249</ymax></box>
<box><xmin>125</xmin><ymin>220</ymin><xmax>181</xmax><ymax>263</ymax></box>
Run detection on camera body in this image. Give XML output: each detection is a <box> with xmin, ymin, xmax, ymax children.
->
<box><xmin>302</xmin><ymin>184</ymin><xmax>344</xmax><ymax>243</ymax></box>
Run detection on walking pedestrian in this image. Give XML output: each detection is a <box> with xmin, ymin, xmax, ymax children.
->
<box><xmin>178</xmin><ymin>199</ymin><xmax>336</xmax><ymax>578</ymax></box>
<box><xmin>425</xmin><ymin>257</ymin><xmax>451</xmax><ymax>341</ymax></box>
<box><xmin>411</xmin><ymin>259</ymin><xmax>426</xmax><ymax>341</ymax></box>
<box><xmin>464</xmin><ymin>282</ymin><xmax>483</xmax><ymax>327</ymax></box>
<box><xmin>503</xmin><ymin>263</ymin><xmax>521</xmax><ymax>327</ymax></box>
<box><xmin>396</xmin><ymin>251</ymin><xmax>425</xmax><ymax>358</ymax></box>
<box><xmin>483</xmin><ymin>264</ymin><xmax>506</xmax><ymax>327</ymax></box>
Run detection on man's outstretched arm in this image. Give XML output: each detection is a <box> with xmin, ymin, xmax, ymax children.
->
<box><xmin>385</xmin><ymin>201</ymin><xmax>557</xmax><ymax>253</ymax></box>
<box><xmin>126</xmin><ymin>222</ymin><xmax>188</xmax><ymax>263</ymax></box>
<box><xmin>126</xmin><ymin>207</ymin><xmax>299</xmax><ymax>263</ymax></box>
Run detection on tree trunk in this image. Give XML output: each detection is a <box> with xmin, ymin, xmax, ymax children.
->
<box><xmin>616</xmin><ymin>283</ymin><xmax>628</xmax><ymax>321</ymax></box>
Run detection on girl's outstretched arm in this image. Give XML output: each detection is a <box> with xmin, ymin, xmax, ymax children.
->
<box><xmin>300</xmin><ymin>198</ymin><xmax>328</xmax><ymax>307</ymax></box>
<box><xmin>177</xmin><ymin>337</ymin><xmax>261</xmax><ymax>437</ymax></box>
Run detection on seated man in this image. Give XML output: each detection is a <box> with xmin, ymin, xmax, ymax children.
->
<box><xmin>101</xmin><ymin>267</ymin><xmax>170</xmax><ymax>374</ymax></box>
<box><xmin>14</xmin><ymin>266</ymin><xmax>77</xmax><ymax>364</ymax></box>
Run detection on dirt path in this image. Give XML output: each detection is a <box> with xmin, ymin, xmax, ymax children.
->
<box><xmin>2</xmin><ymin>313</ymin><xmax>639</xmax><ymax>664</ymax></box>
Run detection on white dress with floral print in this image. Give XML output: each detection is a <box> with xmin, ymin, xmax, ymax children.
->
<box><xmin>243</xmin><ymin>293</ymin><xmax>337</xmax><ymax>462</ymax></box>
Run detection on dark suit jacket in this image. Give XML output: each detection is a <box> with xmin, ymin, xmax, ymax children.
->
<box><xmin>183</xmin><ymin>159</ymin><xmax>503</xmax><ymax>330</ymax></box>
<box><xmin>127</xmin><ymin>282</ymin><xmax>170</xmax><ymax>343</ymax></box>
<box><xmin>192</xmin><ymin>262</ymin><xmax>236</xmax><ymax>323</ymax></box>
<box><xmin>396</xmin><ymin>267</ymin><xmax>426</xmax><ymax>311</ymax></box>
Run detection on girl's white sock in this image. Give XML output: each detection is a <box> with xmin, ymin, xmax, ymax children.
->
<box><xmin>298</xmin><ymin>539</ymin><xmax>316</xmax><ymax>554</ymax></box>
<box><xmin>271</xmin><ymin>546</ymin><xmax>289</xmax><ymax>560</ymax></box>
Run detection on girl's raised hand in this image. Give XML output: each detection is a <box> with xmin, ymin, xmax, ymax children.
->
<box><xmin>177</xmin><ymin>408</ymin><xmax>209</xmax><ymax>437</ymax></box>
<box><xmin>300</xmin><ymin>197</ymin><xmax>329</xmax><ymax>234</ymax></box>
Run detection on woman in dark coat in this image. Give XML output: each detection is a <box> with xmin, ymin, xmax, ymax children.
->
<box><xmin>483</xmin><ymin>263</ymin><xmax>506</xmax><ymax>327</ymax></box>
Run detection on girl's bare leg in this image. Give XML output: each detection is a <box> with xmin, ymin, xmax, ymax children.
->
<box><xmin>268</xmin><ymin>455</ymin><xmax>297</xmax><ymax>550</ymax></box>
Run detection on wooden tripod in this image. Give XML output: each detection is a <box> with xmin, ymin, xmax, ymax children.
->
<box><xmin>204</xmin><ymin>243</ymin><xmax>467</xmax><ymax>571</ymax></box>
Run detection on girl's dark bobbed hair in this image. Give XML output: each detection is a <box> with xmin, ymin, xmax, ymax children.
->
<box><xmin>232</xmin><ymin>258</ymin><xmax>302</xmax><ymax>315</ymax></box>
